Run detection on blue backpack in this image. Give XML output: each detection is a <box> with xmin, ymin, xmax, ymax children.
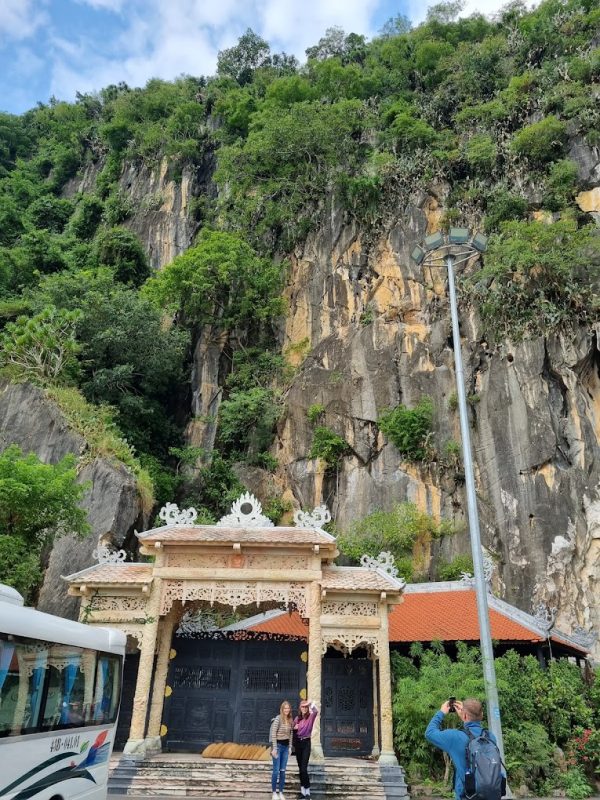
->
<box><xmin>463</xmin><ymin>728</ymin><xmax>506</xmax><ymax>800</ymax></box>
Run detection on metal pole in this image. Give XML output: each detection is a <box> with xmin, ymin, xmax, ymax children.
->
<box><xmin>445</xmin><ymin>253</ymin><xmax>506</xmax><ymax>761</ymax></box>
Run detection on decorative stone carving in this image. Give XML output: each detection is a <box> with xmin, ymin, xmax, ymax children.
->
<box><xmin>293</xmin><ymin>506</ymin><xmax>331</xmax><ymax>530</ymax></box>
<box><xmin>322</xmin><ymin>630</ymin><xmax>380</xmax><ymax>656</ymax></box>
<box><xmin>244</xmin><ymin>554</ymin><xmax>309</xmax><ymax>570</ymax></box>
<box><xmin>159</xmin><ymin>502</ymin><xmax>198</xmax><ymax>527</ymax></box>
<box><xmin>322</xmin><ymin>600</ymin><xmax>379</xmax><ymax>617</ymax></box>
<box><xmin>160</xmin><ymin>579</ymin><xmax>308</xmax><ymax>616</ymax></box>
<box><xmin>92</xmin><ymin>543</ymin><xmax>127</xmax><ymax>564</ymax></box>
<box><xmin>167</xmin><ymin>553</ymin><xmax>230</xmax><ymax>569</ymax></box>
<box><xmin>176</xmin><ymin>609</ymin><xmax>218</xmax><ymax>636</ymax></box>
<box><xmin>460</xmin><ymin>549</ymin><xmax>495</xmax><ymax>587</ymax></box>
<box><xmin>360</xmin><ymin>551</ymin><xmax>401</xmax><ymax>580</ymax></box>
<box><xmin>114</xmin><ymin>626</ymin><xmax>145</xmax><ymax>645</ymax></box>
<box><xmin>571</xmin><ymin>626</ymin><xmax>597</xmax><ymax>649</ymax></box>
<box><xmin>217</xmin><ymin>492</ymin><xmax>274</xmax><ymax>528</ymax></box>
<box><xmin>92</xmin><ymin>596</ymin><xmax>148</xmax><ymax>613</ymax></box>
<box><xmin>532</xmin><ymin>602</ymin><xmax>557</xmax><ymax>632</ymax></box>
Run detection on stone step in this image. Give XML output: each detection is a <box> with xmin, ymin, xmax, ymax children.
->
<box><xmin>108</xmin><ymin>755</ymin><xmax>408</xmax><ymax>800</ymax></box>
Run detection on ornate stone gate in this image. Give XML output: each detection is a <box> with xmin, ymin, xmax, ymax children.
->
<box><xmin>65</xmin><ymin>495</ymin><xmax>405</xmax><ymax>764</ymax></box>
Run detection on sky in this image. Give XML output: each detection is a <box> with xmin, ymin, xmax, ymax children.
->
<box><xmin>0</xmin><ymin>0</ymin><xmax>523</xmax><ymax>115</ymax></box>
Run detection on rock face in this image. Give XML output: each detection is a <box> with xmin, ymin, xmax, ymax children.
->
<box><xmin>64</xmin><ymin>152</ymin><xmax>215</xmax><ymax>270</ymax></box>
<box><xmin>27</xmin><ymin>148</ymin><xmax>600</xmax><ymax>657</ymax></box>
<box><xmin>0</xmin><ymin>381</ymin><xmax>143</xmax><ymax>618</ymax></box>
<box><xmin>269</xmin><ymin>190</ymin><xmax>600</xmax><ymax>659</ymax></box>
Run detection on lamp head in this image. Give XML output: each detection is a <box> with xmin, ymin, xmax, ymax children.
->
<box><xmin>411</xmin><ymin>245</ymin><xmax>426</xmax><ymax>265</ymax></box>
<box><xmin>424</xmin><ymin>231</ymin><xmax>445</xmax><ymax>251</ymax></box>
<box><xmin>472</xmin><ymin>232</ymin><xmax>488</xmax><ymax>253</ymax></box>
<box><xmin>449</xmin><ymin>227</ymin><xmax>469</xmax><ymax>244</ymax></box>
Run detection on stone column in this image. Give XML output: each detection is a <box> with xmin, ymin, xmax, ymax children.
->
<box><xmin>145</xmin><ymin>606</ymin><xmax>177</xmax><ymax>753</ymax></box>
<box><xmin>378</xmin><ymin>601</ymin><xmax>398</xmax><ymax>765</ymax></box>
<box><xmin>371</xmin><ymin>655</ymin><xmax>380</xmax><ymax>757</ymax></box>
<box><xmin>123</xmin><ymin>579</ymin><xmax>162</xmax><ymax>757</ymax></box>
<box><xmin>306</xmin><ymin>581</ymin><xmax>324</xmax><ymax>761</ymax></box>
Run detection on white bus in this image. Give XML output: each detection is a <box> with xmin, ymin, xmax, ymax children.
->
<box><xmin>0</xmin><ymin>583</ymin><xmax>126</xmax><ymax>800</ymax></box>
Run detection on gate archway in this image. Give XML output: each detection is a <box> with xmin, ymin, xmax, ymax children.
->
<box><xmin>65</xmin><ymin>495</ymin><xmax>405</xmax><ymax>765</ymax></box>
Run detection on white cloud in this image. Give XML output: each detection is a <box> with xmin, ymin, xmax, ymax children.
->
<box><xmin>75</xmin><ymin>0</ymin><xmax>125</xmax><ymax>10</ymax></box>
<box><xmin>258</xmin><ymin>0</ymin><xmax>381</xmax><ymax>55</ymax></box>
<box><xmin>0</xmin><ymin>0</ymin><xmax>47</xmax><ymax>43</ymax></box>
<box><xmin>43</xmin><ymin>0</ymin><xmax>538</xmax><ymax>105</ymax></box>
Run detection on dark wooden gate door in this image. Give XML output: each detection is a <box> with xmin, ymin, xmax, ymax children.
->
<box><xmin>321</xmin><ymin>657</ymin><xmax>373</xmax><ymax>756</ymax></box>
<box><xmin>162</xmin><ymin>637</ymin><xmax>306</xmax><ymax>752</ymax></box>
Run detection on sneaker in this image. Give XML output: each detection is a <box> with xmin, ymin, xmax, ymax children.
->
<box><xmin>279</xmin><ymin>794</ymin><xmax>285</xmax><ymax>800</ymax></box>
<box><xmin>272</xmin><ymin>793</ymin><xmax>279</xmax><ymax>800</ymax></box>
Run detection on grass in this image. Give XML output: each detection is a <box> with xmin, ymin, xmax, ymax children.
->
<box><xmin>45</xmin><ymin>384</ymin><xmax>155</xmax><ymax>514</ymax></box>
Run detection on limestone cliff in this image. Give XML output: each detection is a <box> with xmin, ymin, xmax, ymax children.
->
<box><xmin>269</xmin><ymin>191</ymin><xmax>600</xmax><ymax>658</ymax></box>
<box><xmin>6</xmin><ymin>144</ymin><xmax>599</xmax><ymax>658</ymax></box>
<box><xmin>0</xmin><ymin>380</ymin><xmax>144</xmax><ymax>618</ymax></box>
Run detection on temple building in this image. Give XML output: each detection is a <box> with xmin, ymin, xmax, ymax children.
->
<box><xmin>65</xmin><ymin>494</ymin><xmax>590</xmax><ymax>761</ymax></box>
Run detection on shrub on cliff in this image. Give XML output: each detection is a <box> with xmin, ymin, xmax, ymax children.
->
<box><xmin>337</xmin><ymin>502</ymin><xmax>454</xmax><ymax>581</ymax></box>
<box><xmin>465</xmin><ymin>218</ymin><xmax>600</xmax><ymax>339</ymax></box>
<box><xmin>379</xmin><ymin>397</ymin><xmax>434</xmax><ymax>462</ymax></box>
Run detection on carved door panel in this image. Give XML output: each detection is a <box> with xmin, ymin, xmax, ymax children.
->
<box><xmin>162</xmin><ymin>638</ymin><xmax>306</xmax><ymax>751</ymax></box>
<box><xmin>234</xmin><ymin>641</ymin><xmax>305</xmax><ymax>743</ymax></box>
<box><xmin>163</xmin><ymin>639</ymin><xmax>234</xmax><ymax>751</ymax></box>
<box><xmin>322</xmin><ymin>657</ymin><xmax>373</xmax><ymax>756</ymax></box>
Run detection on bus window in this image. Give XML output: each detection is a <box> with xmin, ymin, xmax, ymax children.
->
<box><xmin>0</xmin><ymin>635</ymin><xmax>120</xmax><ymax>736</ymax></box>
<box><xmin>0</xmin><ymin>638</ymin><xmax>17</xmax><ymax>735</ymax></box>
<box><xmin>93</xmin><ymin>655</ymin><xmax>121</xmax><ymax>724</ymax></box>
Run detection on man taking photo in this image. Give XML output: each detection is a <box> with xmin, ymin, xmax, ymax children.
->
<box><xmin>425</xmin><ymin>698</ymin><xmax>505</xmax><ymax>800</ymax></box>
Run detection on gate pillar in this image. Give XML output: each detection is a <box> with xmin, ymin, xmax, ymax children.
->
<box><xmin>123</xmin><ymin>578</ymin><xmax>162</xmax><ymax>757</ymax></box>
<box><xmin>307</xmin><ymin>581</ymin><xmax>324</xmax><ymax>761</ymax></box>
<box><xmin>378</xmin><ymin>598</ymin><xmax>398</xmax><ymax>765</ymax></box>
<box><xmin>145</xmin><ymin>606</ymin><xmax>177</xmax><ymax>752</ymax></box>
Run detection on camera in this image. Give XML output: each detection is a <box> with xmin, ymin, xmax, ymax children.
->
<box><xmin>448</xmin><ymin>697</ymin><xmax>456</xmax><ymax>712</ymax></box>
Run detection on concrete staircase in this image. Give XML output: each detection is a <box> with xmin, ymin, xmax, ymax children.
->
<box><xmin>108</xmin><ymin>753</ymin><xmax>409</xmax><ymax>800</ymax></box>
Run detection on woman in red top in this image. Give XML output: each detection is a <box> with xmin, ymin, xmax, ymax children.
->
<box><xmin>293</xmin><ymin>699</ymin><xmax>319</xmax><ymax>798</ymax></box>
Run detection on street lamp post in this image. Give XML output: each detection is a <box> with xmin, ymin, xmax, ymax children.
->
<box><xmin>411</xmin><ymin>229</ymin><xmax>506</xmax><ymax>761</ymax></box>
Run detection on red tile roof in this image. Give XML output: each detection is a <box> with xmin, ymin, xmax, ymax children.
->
<box><xmin>138</xmin><ymin>525</ymin><xmax>336</xmax><ymax>546</ymax></box>
<box><xmin>244</xmin><ymin>587</ymin><xmax>586</xmax><ymax>652</ymax></box>
<box><xmin>388</xmin><ymin>589</ymin><xmax>543</xmax><ymax>642</ymax></box>
<box><xmin>64</xmin><ymin>563</ymin><xmax>153</xmax><ymax>584</ymax></box>
<box><xmin>248</xmin><ymin>612</ymin><xmax>309</xmax><ymax>637</ymax></box>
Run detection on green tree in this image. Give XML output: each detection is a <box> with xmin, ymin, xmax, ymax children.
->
<box><xmin>26</xmin><ymin>196</ymin><xmax>74</xmax><ymax>232</ymax></box>
<box><xmin>30</xmin><ymin>268</ymin><xmax>187</xmax><ymax>457</ymax></box>
<box><xmin>0</xmin><ymin>445</ymin><xmax>89</xmax><ymax>600</ymax></box>
<box><xmin>143</xmin><ymin>228</ymin><xmax>283</xmax><ymax>329</ymax></box>
<box><xmin>93</xmin><ymin>226</ymin><xmax>149</xmax><ymax>286</ymax></box>
<box><xmin>218</xmin><ymin>387</ymin><xmax>280</xmax><ymax>456</ymax></box>
<box><xmin>217</xmin><ymin>29</ymin><xmax>271</xmax><ymax>85</ymax></box>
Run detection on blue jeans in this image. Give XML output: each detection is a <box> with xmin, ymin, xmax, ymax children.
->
<box><xmin>271</xmin><ymin>741</ymin><xmax>289</xmax><ymax>792</ymax></box>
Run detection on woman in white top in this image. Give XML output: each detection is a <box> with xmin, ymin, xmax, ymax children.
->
<box><xmin>269</xmin><ymin>700</ymin><xmax>293</xmax><ymax>800</ymax></box>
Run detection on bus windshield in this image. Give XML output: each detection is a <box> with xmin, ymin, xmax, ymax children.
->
<box><xmin>0</xmin><ymin>634</ymin><xmax>122</xmax><ymax>738</ymax></box>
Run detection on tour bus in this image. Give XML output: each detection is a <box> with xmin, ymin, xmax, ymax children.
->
<box><xmin>0</xmin><ymin>583</ymin><xmax>126</xmax><ymax>800</ymax></box>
